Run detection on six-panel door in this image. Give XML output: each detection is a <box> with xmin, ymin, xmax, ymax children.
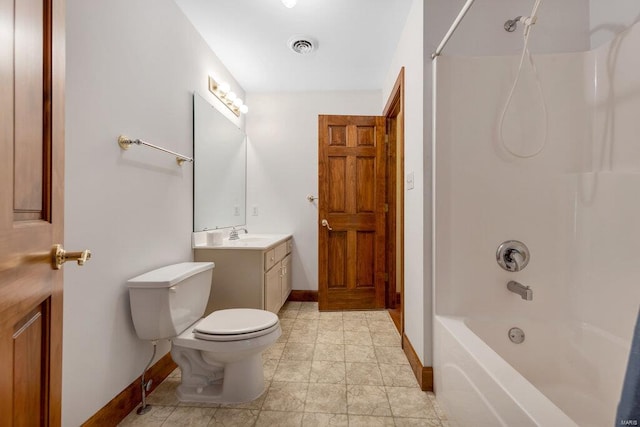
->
<box><xmin>318</xmin><ymin>115</ymin><xmax>387</xmax><ymax>311</ymax></box>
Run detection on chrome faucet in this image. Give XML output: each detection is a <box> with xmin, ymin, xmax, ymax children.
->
<box><xmin>507</xmin><ymin>280</ymin><xmax>533</xmax><ymax>301</ymax></box>
<box><xmin>497</xmin><ymin>241</ymin><xmax>530</xmax><ymax>272</ymax></box>
<box><xmin>228</xmin><ymin>227</ymin><xmax>248</xmax><ymax>241</ymax></box>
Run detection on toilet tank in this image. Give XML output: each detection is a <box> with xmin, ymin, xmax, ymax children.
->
<box><xmin>127</xmin><ymin>262</ymin><xmax>214</xmax><ymax>341</ymax></box>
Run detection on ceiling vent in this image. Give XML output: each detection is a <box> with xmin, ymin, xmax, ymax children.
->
<box><xmin>288</xmin><ymin>36</ymin><xmax>317</xmax><ymax>55</ymax></box>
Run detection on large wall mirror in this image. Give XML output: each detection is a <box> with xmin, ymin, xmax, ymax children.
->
<box><xmin>193</xmin><ymin>92</ymin><xmax>246</xmax><ymax>231</ymax></box>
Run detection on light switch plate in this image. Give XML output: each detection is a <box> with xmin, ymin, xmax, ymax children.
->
<box><xmin>407</xmin><ymin>172</ymin><xmax>415</xmax><ymax>190</ymax></box>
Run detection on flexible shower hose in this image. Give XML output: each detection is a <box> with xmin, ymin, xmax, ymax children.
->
<box><xmin>498</xmin><ymin>0</ymin><xmax>548</xmax><ymax>159</ymax></box>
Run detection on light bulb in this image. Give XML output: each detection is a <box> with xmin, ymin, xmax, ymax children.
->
<box><xmin>218</xmin><ymin>82</ymin><xmax>231</xmax><ymax>95</ymax></box>
<box><xmin>233</xmin><ymin>98</ymin><xmax>243</xmax><ymax>108</ymax></box>
<box><xmin>226</xmin><ymin>91</ymin><xmax>237</xmax><ymax>102</ymax></box>
<box><xmin>282</xmin><ymin>0</ymin><xmax>297</xmax><ymax>8</ymax></box>
<box><xmin>240</xmin><ymin>105</ymin><xmax>249</xmax><ymax>114</ymax></box>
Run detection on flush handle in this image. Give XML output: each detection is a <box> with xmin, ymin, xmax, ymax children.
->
<box><xmin>51</xmin><ymin>244</ymin><xmax>92</xmax><ymax>270</ymax></box>
<box><xmin>321</xmin><ymin>219</ymin><xmax>333</xmax><ymax>231</ymax></box>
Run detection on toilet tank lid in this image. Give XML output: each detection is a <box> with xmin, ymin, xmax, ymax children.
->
<box><xmin>127</xmin><ymin>262</ymin><xmax>214</xmax><ymax>288</ymax></box>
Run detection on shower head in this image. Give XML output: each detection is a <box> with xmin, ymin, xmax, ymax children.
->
<box><xmin>504</xmin><ymin>16</ymin><xmax>522</xmax><ymax>32</ymax></box>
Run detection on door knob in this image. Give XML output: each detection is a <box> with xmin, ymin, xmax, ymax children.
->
<box><xmin>51</xmin><ymin>244</ymin><xmax>92</xmax><ymax>270</ymax></box>
<box><xmin>321</xmin><ymin>219</ymin><xmax>333</xmax><ymax>231</ymax></box>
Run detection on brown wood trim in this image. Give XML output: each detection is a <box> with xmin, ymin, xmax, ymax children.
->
<box><xmin>383</xmin><ymin>67</ymin><xmax>405</xmax><ymax>341</ymax></box>
<box><xmin>82</xmin><ymin>352</ymin><xmax>177</xmax><ymax>427</ymax></box>
<box><xmin>423</xmin><ymin>366</ymin><xmax>434</xmax><ymax>392</ymax></box>
<box><xmin>402</xmin><ymin>333</ymin><xmax>433</xmax><ymax>391</ymax></box>
<box><xmin>287</xmin><ymin>290</ymin><xmax>318</xmax><ymax>302</ymax></box>
<box><xmin>388</xmin><ymin>308</ymin><xmax>401</xmax><ymax>334</ymax></box>
<box><xmin>383</xmin><ymin>67</ymin><xmax>405</xmax><ymax>117</ymax></box>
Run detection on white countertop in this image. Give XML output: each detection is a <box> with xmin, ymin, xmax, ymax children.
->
<box><xmin>193</xmin><ymin>233</ymin><xmax>291</xmax><ymax>250</ymax></box>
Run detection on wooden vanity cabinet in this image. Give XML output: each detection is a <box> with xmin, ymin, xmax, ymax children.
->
<box><xmin>194</xmin><ymin>237</ymin><xmax>293</xmax><ymax>314</ymax></box>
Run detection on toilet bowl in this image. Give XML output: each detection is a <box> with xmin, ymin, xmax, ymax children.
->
<box><xmin>171</xmin><ymin>308</ymin><xmax>280</xmax><ymax>403</ymax></box>
<box><xmin>128</xmin><ymin>262</ymin><xmax>281</xmax><ymax>404</ymax></box>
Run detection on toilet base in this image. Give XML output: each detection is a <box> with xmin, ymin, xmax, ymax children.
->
<box><xmin>171</xmin><ymin>345</ymin><xmax>267</xmax><ymax>404</ymax></box>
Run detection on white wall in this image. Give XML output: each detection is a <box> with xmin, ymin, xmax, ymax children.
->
<box><xmin>578</xmin><ymin>20</ymin><xmax>640</xmax><ymax>343</ymax></box>
<box><xmin>433</xmin><ymin>52</ymin><xmax>588</xmax><ymax>318</ymax></box>
<box><xmin>381</xmin><ymin>0</ymin><xmax>428</xmax><ymax>364</ymax></box>
<box><xmin>244</xmin><ymin>91</ymin><xmax>381</xmax><ymax>292</ymax></box>
<box><xmin>63</xmin><ymin>0</ymin><xmax>244</xmax><ymax>424</ymax></box>
<box><xmin>590</xmin><ymin>0</ymin><xmax>640</xmax><ymax>48</ymax></box>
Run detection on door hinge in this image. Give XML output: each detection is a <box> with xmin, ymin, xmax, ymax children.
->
<box><xmin>384</xmin><ymin>134</ymin><xmax>389</xmax><ymax>144</ymax></box>
<box><xmin>384</xmin><ymin>203</ymin><xmax>389</xmax><ymax>213</ymax></box>
<box><xmin>384</xmin><ymin>272</ymin><xmax>389</xmax><ymax>282</ymax></box>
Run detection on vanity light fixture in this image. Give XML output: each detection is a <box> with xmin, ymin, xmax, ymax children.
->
<box><xmin>282</xmin><ymin>0</ymin><xmax>297</xmax><ymax>8</ymax></box>
<box><xmin>208</xmin><ymin>76</ymin><xmax>248</xmax><ymax>117</ymax></box>
<box><xmin>218</xmin><ymin>82</ymin><xmax>231</xmax><ymax>94</ymax></box>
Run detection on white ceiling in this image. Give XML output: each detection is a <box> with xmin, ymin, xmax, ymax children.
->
<box><xmin>174</xmin><ymin>0</ymin><xmax>414</xmax><ymax>92</ymax></box>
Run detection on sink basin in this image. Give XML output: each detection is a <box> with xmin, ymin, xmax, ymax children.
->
<box><xmin>221</xmin><ymin>234</ymin><xmax>290</xmax><ymax>249</ymax></box>
<box><xmin>231</xmin><ymin>236</ymin><xmax>270</xmax><ymax>243</ymax></box>
<box><xmin>193</xmin><ymin>233</ymin><xmax>290</xmax><ymax>250</ymax></box>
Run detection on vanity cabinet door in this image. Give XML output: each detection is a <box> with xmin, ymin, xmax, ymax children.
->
<box><xmin>265</xmin><ymin>262</ymin><xmax>282</xmax><ymax>314</ymax></box>
<box><xmin>281</xmin><ymin>254</ymin><xmax>292</xmax><ymax>304</ymax></box>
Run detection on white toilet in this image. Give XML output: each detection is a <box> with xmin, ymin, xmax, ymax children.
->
<box><xmin>127</xmin><ymin>262</ymin><xmax>281</xmax><ymax>404</ymax></box>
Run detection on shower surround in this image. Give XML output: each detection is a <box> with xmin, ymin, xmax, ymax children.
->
<box><xmin>432</xmin><ymin>19</ymin><xmax>640</xmax><ymax>427</ymax></box>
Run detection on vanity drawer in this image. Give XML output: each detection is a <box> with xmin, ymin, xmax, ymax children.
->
<box><xmin>286</xmin><ymin>239</ymin><xmax>293</xmax><ymax>255</ymax></box>
<box><xmin>265</xmin><ymin>248</ymin><xmax>276</xmax><ymax>271</ymax></box>
<box><xmin>274</xmin><ymin>241</ymin><xmax>288</xmax><ymax>263</ymax></box>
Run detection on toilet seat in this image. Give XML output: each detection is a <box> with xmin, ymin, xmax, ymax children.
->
<box><xmin>193</xmin><ymin>308</ymin><xmax>279</xmax><ymax>342</ymax></box>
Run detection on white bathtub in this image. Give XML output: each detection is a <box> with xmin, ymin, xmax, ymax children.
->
<box><xmin>433</xmin><ymin>315</ymin><xmax>630</xmax><ymax>427</ymax></box>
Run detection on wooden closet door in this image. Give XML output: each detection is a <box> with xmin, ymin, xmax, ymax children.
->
<box><xmin>318</xmin><ymin>115</ymin><xmax>386</xmax><ymax>310</ymax></box>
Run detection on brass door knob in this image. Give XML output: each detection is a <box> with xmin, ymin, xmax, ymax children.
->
<box><xmin>51</xmin><ymin>244</ymin><xmax>92</xmax><ymax>270</ymax></box>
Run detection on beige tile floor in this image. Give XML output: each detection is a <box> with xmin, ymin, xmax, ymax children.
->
<box><xmin>119</xmin><ymin>302</ymin><xmax>449</xmax><ymax>426</ymax></box>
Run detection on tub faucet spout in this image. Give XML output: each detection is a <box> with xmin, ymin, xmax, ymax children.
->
<box><xmin>507</xmin><ymin>280</ymin><xmax>533</xmax><ymax>301</ymax></box>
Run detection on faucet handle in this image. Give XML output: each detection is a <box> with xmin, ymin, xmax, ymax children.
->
<box><xmin>497</xmin><ymin>240</ymin><xmax>530</xmax><ymax>272</ymax></box>
<box><xmin>505</xmin><ymin>249</ymin><xmax>524</xmax><ymax>271</ymax></box>
<box><xmin>229</xmin><ymin>227</ymin><xmax>239</xmax><ymax>240</ymax></box>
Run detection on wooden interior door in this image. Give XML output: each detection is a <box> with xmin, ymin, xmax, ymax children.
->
<box><xmin>0</xmin><ymin>0</ymin><xmax>65</xmax><ymax>424</ymax></box>
<box><xmin>318</xmin><ymin>115</ymin><xmax>386</xmax><ymax>310</ymax></box>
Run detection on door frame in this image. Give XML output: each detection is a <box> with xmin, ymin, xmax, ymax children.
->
<box><xmin>382</xmin><ymin>68</ymin><xmax>404</xmax><ymax>336</ymax></box>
